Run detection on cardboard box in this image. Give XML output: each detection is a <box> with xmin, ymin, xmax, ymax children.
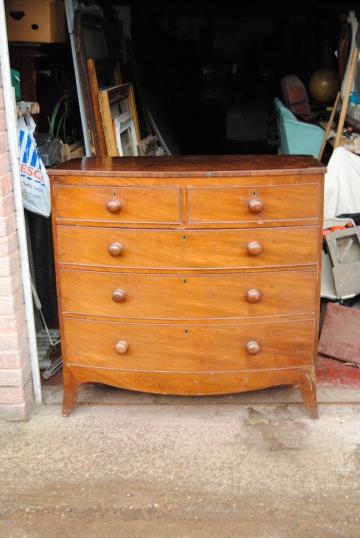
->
<box><xmin>5</xmin><ymin>1</ymin><xmax>67</xmax><ymax>43</ymax></box>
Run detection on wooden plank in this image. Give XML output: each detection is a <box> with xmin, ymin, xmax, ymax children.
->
<box><xmin>319</xmin><ymin>302</ymin><xmax>360</xmax><ymax>364</ymax></box>
<box><xmin>319</xmin><ymin>91</ymin><xmax>340</xmax><ymax>161</ymax></box>
<box><xmin>98</xmin><ymin>88</ymin><xmax>119</xmax><ymax>156</ymax></box>
<box><xmin>87</xmin><ymin>58</ymin><xmax>108</xmax><ymax>157</ymax></box>
<box><xmin>129</xmin><ymin>85</ymin><xmax>140</xmax><ymax>145</ymax></box>
<box><xmin>335</xmin><ymin>47</ymin><xmax>359</xmax><ymax>149</ymax></box>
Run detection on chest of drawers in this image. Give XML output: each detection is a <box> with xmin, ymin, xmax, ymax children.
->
<box><xmin>50</xmin><ymin>155</ymin><xmax>325</xmax><ymax>417</ymax></box>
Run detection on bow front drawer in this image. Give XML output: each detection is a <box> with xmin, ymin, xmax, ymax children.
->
<box><xmin>57</xmin><ymin>226</ymin><xmax>319</xmax><ymax>269</ymax></box>
<box><xmin>187</xmin><ymin>184</ymin><xmax>320</xmax><ymax>224</ymax></box>
<box><xmin>62</xmin><ymin>318</ymin><xmax>315</xmax><ymax>372</ymax></box>
<box><xmin>60</xmin><ymin>269</ymin><xmax>316</xmax><ymax>319</ymax></box>
<box><xmin>54</xmin><ymin>185</ymin><xmax>181</xmax><ymax>224</ymax></box>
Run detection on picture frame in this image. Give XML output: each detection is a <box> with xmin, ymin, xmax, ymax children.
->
<box><xmin>113</xmin><ymin>112</ymin><xmax>138</xmax><ymax>156</ymax></box>
<box><xmin>98</xmin><ymin>83</ymin><xmax>140</xmax><ymax>156</ymax></box>
<box><xmin>87</xmin><ymin>57</ymin><xmax>123</xmax><ymax>157</ymax></box>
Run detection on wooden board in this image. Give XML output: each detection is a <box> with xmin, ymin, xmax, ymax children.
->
<box><xmin>98</xmin><ymin>84</ymin><xmax>140</xmax><ymax>157</ymax></box>
<box><xmin>318</xmin><ymin>302</ymin><xmax>360</xmax><ymax>364</ymax></box>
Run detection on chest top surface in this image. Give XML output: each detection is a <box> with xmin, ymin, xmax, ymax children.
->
<box><xmin>50</xmin><ymin>155</ymin><xmax>326</xmax><ymax>178</ymax></box>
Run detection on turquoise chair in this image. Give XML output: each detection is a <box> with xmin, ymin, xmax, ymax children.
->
<box><xmin>274</xmin><ymin>97</ymin><xmax>325</xmax><ymax>158</ymax></box>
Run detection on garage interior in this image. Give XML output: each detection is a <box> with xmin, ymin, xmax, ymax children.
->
<box><xmin>4</xmin><ymin>0</ymin><xmax>360</xmax><ymax>398</ymax></box>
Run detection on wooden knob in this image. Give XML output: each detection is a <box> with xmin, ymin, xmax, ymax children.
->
<box><xmin>115</xmin><ymin>340</ymin><xmax>129</xmax><ymax>355</ymax></box>
<box><xmin>112</xmin><ymin>289</ymin><xmax>126</xmax><ymax>302</ymax></box>
<box><xmin>108</xmin><ymin>242</ymin><xmax>123</xmax><ymax>257</ymax></box>
<box><xmin>246</xmin><ymin>289</ymin><xmax>262</xmax><ymax>303</ymax></box>
<box><xmin>248</xmin><ymin>199</ymin><xmax>263</xmax><ymax>214</ymax></box>
<box><xmin>106</xmin><ymin>199</ymin><xmax>123</xmax><ymax>213</ymax></box>
<box><xmin>247</xmin><ymin>241</ymin><xmax>263</xmax><ymax>256</ymax></box>
<box><xmin>246</xmin><ymin>341</ymin><xmax>261</xmax><ymax>355</ymax></box>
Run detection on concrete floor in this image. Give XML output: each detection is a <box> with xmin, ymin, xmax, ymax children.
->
<box><xmin>1</xmin><ymin>394</ymin><xmax>360</xmax><ymax>537</ymax></box>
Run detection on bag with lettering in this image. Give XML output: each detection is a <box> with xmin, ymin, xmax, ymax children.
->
<box><xmin>18</xmin><ymin>115</ymin><xmax>51</xmax><ymax>217</ymax></box>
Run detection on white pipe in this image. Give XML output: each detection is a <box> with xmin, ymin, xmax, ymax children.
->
<box><xmin>0</xmin><ymin>0</ymin><xmax>42</xmax><ymax>402</ymax></box>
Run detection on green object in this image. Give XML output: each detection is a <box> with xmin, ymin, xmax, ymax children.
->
<box><xmin>274</xmin><ymin>97</ymin><xmax>325</xmax><ymax>158</ymax></box>
<box><xmin>11</xmin><ymin>69</ymin><xmax>21</xmax><ymax>101</ymax></box>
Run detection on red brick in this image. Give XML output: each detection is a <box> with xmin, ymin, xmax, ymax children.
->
<box><xmin>0</xmin><ymin>310</ymin><xmax>26</xmax><ymax>333</ymax></box>
<box><xmin>0</xmin><ymin>346</ymin><xmax>29</xmax><ymax>369</ymax></box>
<box><xmin>0</xmin><ymin>401</ymin><xmax>32</xmax><ymax>421</ymax></box>
<box><xmin>0</xmin><ymin>172</ymin><xmax>12</xmax><ymax>196</ymax></box>
<box><xmin>0</xmin><ymin>132</ymin><xmax>7</xmax><ymax>153</ymax></box>
<box><xmin>0</xmin><ymin>272</ymin><xmax>22</xmax><ymax>296</ymax></box>
<box><xmin>0</xmin><ymin>361</ymin><xmax>31</xmax><ymax>387</ymax></box>
<box><xmin>0</xmin><ymin>292</ymin><xmax>24</xmax><ymax>317</ymax></box>
<box><xmin>0</xmin><ymin>88</ymin><xmax>3</xmax><ymax>109</ymax></box>
<box><xmin>0</xmin><ymin>377</ymin><xmax>33</xmax><ymax>404</ymax></box>
<box><xmin>0</xmin><ymin>213</ymin><xmax>16</xmax><ymax>238</ymax></box>
<box><xmin>0</xmin><ymin>328</ymin><xmax>27</xmax><ymax>353</ymax></box>
<box><xmin>0</xmin><ymin>192</ymin><xmax>15</xmax><ymax>218</ymax></box>
<box><xmin>0</xmin><ymin>250</ymin><xmax>21</xmax><ymax>277</ymax></box>
<box><xmin>0</xmin><ymin>152</ymin><xmax>10</xmax><ymax>175</ymax></box>
<box><xmin>0</xmin><ymin>110</ymin><xmax>5</xmax><ymax>131</ymax></box>
<box><xmin>0</xmin><ymin>232</ymin><xmax>19</xmax><ymax>258</ymax></box>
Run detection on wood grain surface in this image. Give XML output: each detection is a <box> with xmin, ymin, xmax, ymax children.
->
<box><xmin>187</xmin><ymin>184</ymin><xmax>319</xmax><ymax>223</ymax></box>
<box><xmin>62</xmin><ymin>318</ymin><xmax>315</xmax><ymax>372</ymax></box>
<box><xmin>50</xmin><ymin>155</ymin><xmax>326</xmax><ymax>177</ymax></box>
<box><xmin>57</xmin><ymin>226</ymin><xmax>319</xmax><ymax>270</ymax></box>
<box><xmin>60</xmin><ymin>269</ymin><xmax>317</xmax><ymax>320</ymax></box>
<box><xmin>55</xmin><ymin>185</ymin><xmax>181</xmax><ymax>223</ymax></box>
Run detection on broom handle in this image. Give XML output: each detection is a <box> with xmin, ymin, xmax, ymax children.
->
<box><xmin>334</xmin><ymin>47</ymin><xmax>359</xmax><ymax>149</ymax></box>
<box><xmin>319</xmin><ymin>91</ymin><xmax>341</xmax><ymax>160</ymax></box>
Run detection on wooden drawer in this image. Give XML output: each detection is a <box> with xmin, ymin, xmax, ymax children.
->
<box><xmin>54</xmin><ymin>185</ymin><xmax>181</xmax><ymax>224</ymax></box>
<box><xmin>57</xmin><ymin>226</ymin><xmax>319</xmax><ymax>270</ymax></box>
<box><xmin>62</xmin><ymin>318</ymin><xmax>315</xmax><ymax>372</ymax></box>
<box><xmin>187</xmin><ymin>184</ymin><xmax>320</xmax><ymax>224</ymax></box>
<box><xmin>60</xmin><ymin>269</ymin><xmax>317</xmax><ymax>319</ymax></box>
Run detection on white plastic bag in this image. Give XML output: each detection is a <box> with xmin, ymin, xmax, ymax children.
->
<box><xmin>18</xmin><ymin>115</ymin><xmax>51</xmax><ymax>217</ymax></box>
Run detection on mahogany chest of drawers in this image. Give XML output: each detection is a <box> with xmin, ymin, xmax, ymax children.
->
<box><xmin>50</xmin><ymin>155</ymin><xmax>325</xmax><ymax>417</ymax></box>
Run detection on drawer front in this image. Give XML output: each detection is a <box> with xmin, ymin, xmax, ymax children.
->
<box><xmin>55</xmin><ymin>185</ymin><xmax>181</xmax><ymax>224</ymax></box>
<box><xmin>60</xmin><ymin>269</ymin><xmax>317</xmax><ymax>319</ymax></box>
<box><xmin>187</xmin><ymin>184</ymin><xmax>320</xmax><ymax>223</ymax></box>
<box><xmin>57</xmin><ymin>226</ymin><xmax>319</xmax><ymax>269</ymax></box>
<box><xmin>63</xmin><ymin>319</ymin><xmax>315</xmax><ymax>371</ymax></box>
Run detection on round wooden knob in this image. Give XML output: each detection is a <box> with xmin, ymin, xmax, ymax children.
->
<box><xmin>246</xmin><ymin>289</ymin><xmax>262</xmax><ymax>303</ymax></box>
<box><xmin>112</xmin><ymin>289</ymin><xmax>126</xmax><ymax>302</ymax></box>
<box><xmin>247</xmin><ymin>241</ymin><xmax>263</xmax><ymax>256</ymax></box>
<box><xmin>115</xmin><ymin>340</ymin><xmax>129</xmax><ymax>355</ymax></box>
<box><xmin>108</xmin><ymin>242</ymin><xmax>123</xmax><ymax>257</ymax></box>
<box><xmin>248</xmin><ymin>199</ymin><xmax>263</xmax><ymax>214</ymax></box>
<box><xmin>246</xmin><ymin>341</ymin><xmax>261</xmax><ymax>355</ymax></box>
<box><xmin>106</xmin><ymin>199</ymin><xmax>123</xmax><ymax>213</ymax></box>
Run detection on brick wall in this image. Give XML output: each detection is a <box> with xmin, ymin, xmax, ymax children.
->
<box><xmin>0</xmin><ymin>70</ymin><xmax>33</xmax><ymax>420</ymax></box>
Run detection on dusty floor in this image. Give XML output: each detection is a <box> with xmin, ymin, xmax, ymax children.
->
<box><xmin>1</xmin><ymin>396</ymin><xmax>360</xmax><ymax>537</ymax></box>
